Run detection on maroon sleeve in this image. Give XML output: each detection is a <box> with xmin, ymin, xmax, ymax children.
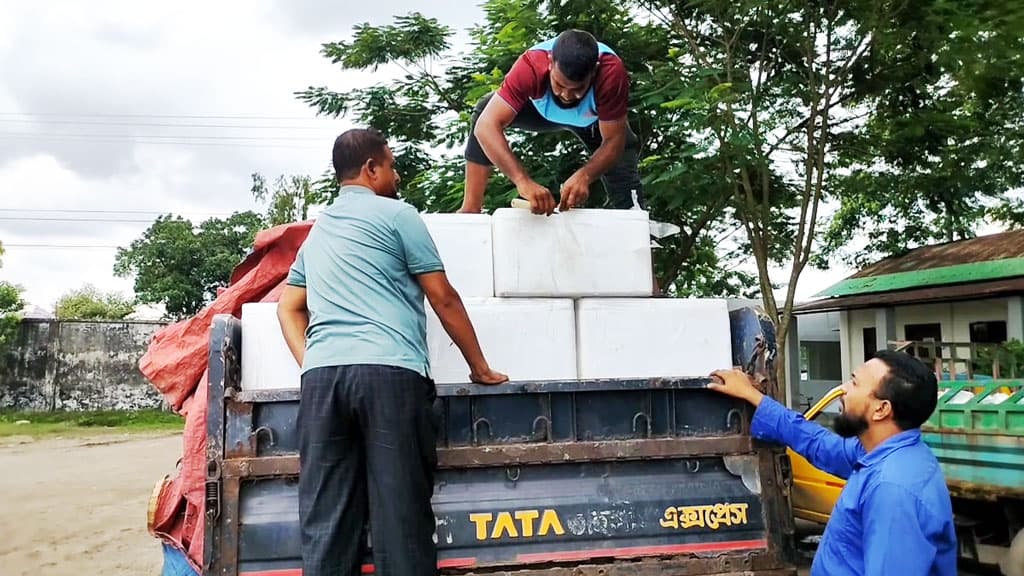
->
<box><xmin>594</xmin><ymin>54</ymin><xmax>630</xmax><ymax>121</ymax></box>
<box><xmin>495</xmin><ymin>51</ymin><xmax>546</xmax><ymax>113</ymax></box>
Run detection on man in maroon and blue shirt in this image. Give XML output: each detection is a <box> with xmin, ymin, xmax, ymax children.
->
<box><xmin>460</xmin><ymin>29</ymin><xmax>644</xmax><ymax>215</ymax></box>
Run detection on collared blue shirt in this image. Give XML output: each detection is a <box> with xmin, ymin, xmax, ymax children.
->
<box><xmin>286</xmin><ymin>185</ymin><xmax>444</xmax><ymax>377</ymax></box>
<box><xmin>752</xmin><ymin>397</ymin><xmax>957</xmax><ymax>576</ymax></box>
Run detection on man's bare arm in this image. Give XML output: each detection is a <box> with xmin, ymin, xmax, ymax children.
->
<box><xmin>581</xmin><ymin>117</ymin><xmax>627</xmax><ymax>181</ymax></box>
<box><xmin>475</xmin><ymin>96</ymin><xmax>530</xmax><ymax>185</ymax></box>
<box><xmin>277</xmin><ymin>285</ymin><xmax>309</xmax><ymax>367</ymax></box>
<box><xmin>417</xmin><ymin>271</ymin><xmax>507</xmax><ymax>385</ymax></box>
<box><xmin>559</xmin><ymin>117</ymin><xmax>628</xmax><ymax>210</ymax></box>
<box><xmin>475</xmin><ymin>97</ymin><xmax>556</xmax><ymax>215</ymax></box>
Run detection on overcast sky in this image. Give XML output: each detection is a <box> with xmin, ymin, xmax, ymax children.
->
<box><xmin>0</xmin><ymin>0</ymin><xmax>849</xmax><ymax>314</ymax></box>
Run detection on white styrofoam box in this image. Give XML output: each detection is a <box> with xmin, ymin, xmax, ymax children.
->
<box><xmin>426</xmin><ymin>297</ymin><xmax>577</xmax><ymax>384</ymax></box>
<box><xmin>241</xmin><ymin>302</ymin><xmax>302</xmax><ymax>390</ymax></box>
<box><xmin>491</xmin><ymin>208</ymin><xmax>653</xmax><ymax>297</ymax></box>
<box><xmin>575</xmin><ymin>298</ymin><xmax>733</xmax><ymax>379</ymax></box>
<box><xmin>420</xmin><ymin>213</ymin><xmax>494</xmax><ymax>297</ymax></box>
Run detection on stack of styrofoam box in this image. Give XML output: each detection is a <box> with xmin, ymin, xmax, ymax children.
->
<box><xmin>419</xmin><ymin>213</ymin><xmax>578</xmax><ymax>384</ymax></box>
<box><xmin>423</xmin><ymin>208</ymin><xmax>733</xmax><ymax>384</ymax></box>
<box><xmin>239</xmin><ymin>207</ymin><xmax>735</xmax><ymax>390</ymax></box>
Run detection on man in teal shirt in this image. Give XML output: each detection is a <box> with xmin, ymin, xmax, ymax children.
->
<box><xmin>278</xmin><ymin>128</ymin><xmax>507</xmax><ymax>576</ymax></box>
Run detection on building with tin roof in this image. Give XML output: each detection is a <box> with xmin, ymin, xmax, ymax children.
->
<box><xmin>787</xmin><ymin>229</ymin><xmax>1024</xmax><ymax>409</ymax></box>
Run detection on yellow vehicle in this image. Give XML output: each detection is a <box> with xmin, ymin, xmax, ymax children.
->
<box><xmin>787</xmin><ymin>385</ymin><xmax>845</xmax><ymax>524</ymax></box>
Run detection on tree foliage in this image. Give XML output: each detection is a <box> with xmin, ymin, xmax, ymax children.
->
<box><xmin>250</xmin><ymin>170</ymin><xmax>338</xmax><ymax>226</ymax></box>
<box><xmin>636</xmin><ymin>0</ymin><xmax>888</xmax><ymax>384</ymax></box>
<box><xmin>817</xmin><ymin>0</ymin><xmax>1024</xmax><ymax>266</ymax></box>
<box><xmin>0</xmin><ymin>242</ymin><xmax>24</xmax><ymax>348</ymax></box>
<box><xmin>113</xmin><ymin>212</ymin><xmax>266</xmax><ymax>319</ymax></box>
<box><xmin>0</xmin><ymin>281</ymin><xmax>22</xmax><ymax>348</ymax></box>
<box><xmin>54</xmin><ymin>284</ymin><xmax>136</xmax><ymax>320</ymax></box>
<box><xmin>296</xmin><ymin>2</ymin><xmax>760</xmax><ymax>297</ymax></box>
<box><xmin>294</xmin><ymin>1</ymin><xmax>1024</xmax><ymax>388</ymax></box>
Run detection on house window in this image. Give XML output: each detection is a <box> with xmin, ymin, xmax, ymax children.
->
<box><xmin>801</xmin><ymin>341</ymin><xmax>842</xmax><ymax>380</ymax></box>
<box><xmin>970</xmin><ymin>321</ymin><xmax>1007</xmax><ymax>344</ymax></box>
<box><xmin>863</xmin><ymin>327</ymin><xmax>877</xmax><ymax>362</ymax></box>
<box><xmin>905</xmin><ymin>323</ymin><xmax>943</xmax><ymax>359</ymax></box>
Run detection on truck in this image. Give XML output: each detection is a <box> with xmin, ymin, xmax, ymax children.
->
<box><xmin>789</xmin><ymin>358</ymin><xmax>1024</xmax><ymax>575</ymax></box>
<box><xmin>192</xmin><ymin>304</ymin><xmax>799</xmax><ymax>575</ymax></box>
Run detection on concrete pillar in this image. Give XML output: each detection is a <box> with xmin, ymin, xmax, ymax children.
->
<box><xmin>876</xmin><ymin>307</ymin><xmax>897</xmax><ymax>352</ymax></box>
<box><xmin>786</xmin><ymin>315</ymin><xmax>801</xmax><ymax>409</ymax></box>
<box><xmin>839</xmin><ymin>310</ymin><xmax>851</xmax><ymax>379</ymax></box>
<box><xmin>1009</xmin><ymin>296</ymin><xmax>1024</xmax><ymax>343</ymax></box>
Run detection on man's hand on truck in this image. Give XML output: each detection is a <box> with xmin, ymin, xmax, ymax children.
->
<box><xmin>470</xmin><ymin>366</ymin><xmax>509</xmax><ymax>385</ymax></box>
<box><xmin>708</xmin><ymin>368</ymin><xmax>765</xmax><ymax>407</ymax></box>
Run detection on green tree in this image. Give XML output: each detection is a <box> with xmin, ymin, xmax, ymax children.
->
<box><xmin>296</xmin><ymin>3</ymin><xmax>758</xmax><ymax>297</ymax></box>
<box><xmin>638</xmin><ymin>0</ymin><xmax>891</xmax><ymax>385</ymax></box>
<box><xmin>621</xmin><ymin>0</ymin><xmax>1020</xmax><ymax>384</ymax></box>
<box><xmin>293</xmin><ymin>1</ymin><xmax>1024</xmax><ymax>389</ymax></box>
<box><xmin>113</xmin><ymin>211</ymin><xmax>266</xmax><ymax>319</ymax></box>
<box><xmin>0</xmin><ymin>242</ymin><xmax>25</xmax><ymax>347</ymax></box>
<box><xmin>0</xmin><ymin>281</ymin><xmax>22</xmax><ymax>348</ymax></box>
<box><xmin>250</xmin><ymin>170</ymin><xmax>338</xmax><ymax>226</ymax></box>
<box><xmin>53</xmin><ymin>284</ymin><xmax>136</xmax><ymax>320</ymax></box>
<box><xmin>292</xmin><ymin>1</ymin><xmax>864</xmax><ymax>384</ymax></box>
<box><xmin>817</xmin><ymin>0</ymin><xmax>1024</xmax><ymax>267</ymax></box>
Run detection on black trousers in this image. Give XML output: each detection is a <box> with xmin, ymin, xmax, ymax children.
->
<box><xmin>464</xmin><ymin>91</ymin><xmax>647</xmax><ymax>210</ymax></box>
<box><xmin>297</xmin><ymin>364</ymin><xmax>439</xmax><ymax>576</ymax></box>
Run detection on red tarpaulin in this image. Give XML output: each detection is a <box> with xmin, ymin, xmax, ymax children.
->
<box><xmin>143</xmin><ymin>221</ymin><xmax>313</xmax><ymax>571</ymax></box>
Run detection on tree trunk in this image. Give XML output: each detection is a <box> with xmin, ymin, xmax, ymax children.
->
<box><xmin>773</xmin><ymin>317</ymin><xmax>790</xmax><ymax>403</ymax></box>
<box><xmin>773</xmin><ymin>341</ymin><xmax>787</xmax><ymax>404</ymax></box>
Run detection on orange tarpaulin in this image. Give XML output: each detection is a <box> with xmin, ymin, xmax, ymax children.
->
<box><xmin>142</xmin><ymin>221</ymin><xmax>312</xmax><ymax>571</ymax></box>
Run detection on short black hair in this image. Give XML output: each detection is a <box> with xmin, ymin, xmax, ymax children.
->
<box><xmin>872</xmin><ymin>350</ymin><xmax>938</xmax><ymax>430</ymax></box>
<box><xmin>332</xmin><ymin>128</ymin><xmax>389</xmax><ymax>181</ymax></box>
<box><xmin>552</xmin><ymin>29</ymin><xmax>599</xmax><ymax>82</ymax></box>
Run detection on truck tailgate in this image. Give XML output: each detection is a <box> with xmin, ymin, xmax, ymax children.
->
<box><xmin>203</xmin><ymin>309</ymin><xmax>797</xmax><ymax>575</ymax></box>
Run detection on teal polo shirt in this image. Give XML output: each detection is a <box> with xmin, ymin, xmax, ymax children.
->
<box><xmin>285</xmin><ymin>185</ymin><xmax>445</xmax><ymax>378</ymax></box>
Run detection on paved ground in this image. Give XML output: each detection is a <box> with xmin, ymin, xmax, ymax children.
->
<box><xmin>0</xmin><ymin>432</ymin><xmax>182</xmax><ymax>576</ymax></box>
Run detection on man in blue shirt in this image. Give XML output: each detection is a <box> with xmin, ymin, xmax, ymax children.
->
<box><xmin>277</xmin><ymin>128</ymin><xmax>508</xmax><ymax>576</ymax></box>
<box><xmin>709</xmin><ymin>350</ymin><xmax>957</xmax><ymax>576</ymax></box>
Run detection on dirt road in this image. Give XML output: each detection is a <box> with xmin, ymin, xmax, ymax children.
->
<box><xmin>0</xmin><ymin>432</ymin><xmax>183</xmax><ymax>576</ymax></box>
<box><xmin>0</xmin><ymin>431</ymin><xmax>821</xmax><ymax>576</ymax></box>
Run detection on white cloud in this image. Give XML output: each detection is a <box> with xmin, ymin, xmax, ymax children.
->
<box><xmin>0</xmin><ymin>0</ymin><xmax>492</xmax><ymax>309</ymax></box>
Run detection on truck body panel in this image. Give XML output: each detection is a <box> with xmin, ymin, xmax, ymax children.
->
<box><xmin>202</xmin><ymin>307</ymin><xmax>798</xmax><ymax>575</ymax></box>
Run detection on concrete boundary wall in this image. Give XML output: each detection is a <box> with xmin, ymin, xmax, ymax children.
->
<box><xmin>0</xmin><ymin>319</ymin><xmax>168</xmax><ymax>411</ymax></box>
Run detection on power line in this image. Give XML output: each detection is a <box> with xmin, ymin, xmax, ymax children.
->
<box><xmin>0</xmin><ymin>112</ymin><xmax>336</xmax><ymax>121</ymax></box>
<box><xmin>0</xmin><ymin>118</ymin><xmax>340</xmax><ymax>130</ymax></box>
<box><xmin>0</xmin><ymin>216</ymin><xmax>165</xmax><ymax>223</ymax></box>
<box><xmin>0</xmin><ymin>133</ymin><xmax>322</xmax><ymax>150</ymax></box>
<box><xmin>0</xmin><ymin>131</ymin><xmax>326</xmax><ymax>142</ymax></box>
<box><xmin>2</xmin><ymin>243</ymin><xmax>122</xmax><ymax>249</ymax></box>
<box><xmin>0</xmin><ymin>208</ymin><xmax>233</xmax><ymax>216</ymax></box>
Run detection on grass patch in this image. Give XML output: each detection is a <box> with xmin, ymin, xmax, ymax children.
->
<box><xmin>0</xmin><ymin>409</ymin><xmax>184</xmax><ymax>438</ymax></box>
